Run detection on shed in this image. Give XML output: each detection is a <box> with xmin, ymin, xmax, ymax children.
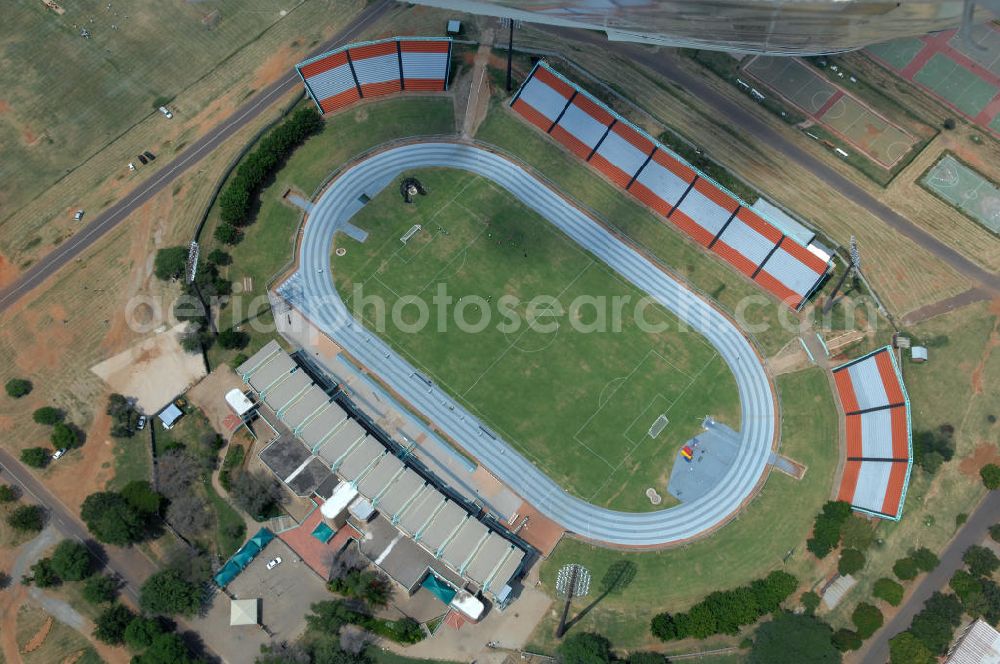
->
<box><xmin>225</xmin><ymin>389</ymin><xmax>256</xmax><ymax>417</ymax></box>
<box><xmin>230</xmin><ymin>599</ymin><xmax>259</xmax><ymax>626</ymax></box>
<box><xmin>447</xmin><ymin>19</ymin><xmax>461</xmax><ymax>34</ymax></box>
<box><xmin>911</xmin><ymin>346</ymin><xmax>928</xmax><ymax>363</ymax></box>
<box><xmin>158</xmin><ymin>403</ymin><xmax>183</xmax><ymax>429</ymax></box>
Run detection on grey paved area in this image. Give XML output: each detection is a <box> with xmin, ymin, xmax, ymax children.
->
<box><xmin>282</xmin><ymin>142</ymin><xmax>776</xmax><ymax>546</ymax></box>
<box><xmin>667</xmin><ymin>420</ymin><xmax>741</xmax><ymax>503</ymax></box>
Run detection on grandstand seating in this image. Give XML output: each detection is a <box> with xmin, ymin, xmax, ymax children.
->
<box><xmin>297</xmin><ymin>37</ymin><xmax>451</xmax><ymax>114</ymax></box>
<box><xmin>510</xmin><ymin>62</ymin><xmax>831</xmax><ymax>309</ymax></box>
<box><xmin>832</xmin><ymin>347</ymin><xmax>912</xmax><ymax>520</ymax></box>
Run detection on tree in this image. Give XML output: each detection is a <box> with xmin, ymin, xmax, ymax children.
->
<box><xmin>981</xmin><ymin>464</ymin><xmax>1000</xmax><ymax>490</ymax></box>
<box><xmin>106</xmin><ymin>393</ymin><xmax>135</xmax><ymax>438</ymax></box>
<box><xmin>627</xmin><ymin>653</ymin><xmax>667</xmax><ymax>664</ymax></box>
<box><xmin>214</xmin><ymin>223</ymin><xmax>241</xmax><ymax>245</ymax></box>
<box><xmin>124</xmin><ymin>616</ymin><xmax>164</xmax><ymax>650</ymax></box>
<box><xmin>851</xmin><ymin>602</ymin><xmax>883</xmax><ymax>639</ymax></box>
<box><xmin>83</xmin><ymin>574</ymin><xmax>119</xmax><ymax>604</ymax></box>
<box><xmin>206</xmin><ymin>249</ymin><xmax>231</xmax><ymax>266</ymax></box>
<box><xmin>230</xmin><ymin>470</ymin><xmax>283</xmax><ymax>519</ymax></box>
<box><xmin>154</xmin><ymin>246</ymin><xmax>189</xmax><ymax>281</ymax></box>
<box><xmin>121</xmin><ymin>481</ymin><xmax>164</xmax><ymax>515</ymax></box>
<box><xmin>874</xmin><ymin>578</ymin><xmax>904</xmax><ymax>606</ymax></box>
<box><xmin>910</xmin><ymin>547</ymin><xmax>939</xmax><ymax>573</ymax></box>
<box><xmin>749</xmin><ymin>612</ymin><xmax>840</xmax><ymax>664</ymax></box>
<box><xmin>166</xmin><ymin>493</ymin><xmax>212</xmax><ymax>538</ymax></box>
<box><xmin>133</xmin><ymin>632</ymin><xmax>197</xmax><ymax>664</ymax></box>
<box><xmin>328</xmin><ymin>569</ymin><xmax>391</xmax><ymax>608</ymax></box>
<box><xmin>889</xmin><ymin>631</ymin><xmax>934</xmax><ymax>664</ymax></box>
<box><xmin>5</xmin><ymin>378</ymin><xmax>32</xmax><ymax>398</ymax></box>
<box><xmin>218</xmin><ymin>327</ymin><xmax>249</xmax><ymax>350</ymax></box>
<box><xmin>909</xmin><ymin>592</ymin><xmax>963</xmax><ymax>654</ymax></box>
<box><xmin>840</xmin><ymin>515</ymin><xmax>876</xmax><ymax>551</ymax></box>
<box><xmin>912</xmin><ymin>427</ymin><xmax>954</xmax><ymax>474</ymax></box>
<box><xmin>943</xmin><ymin>117</ymin><xmax>957</xmax><ymax>130</ymax></box>
<box><xmin>963</xmin><ymin>545</ymin><xmax>1000</xmax><ymax>577</ymax></box>
<box><xmin>801</xmin><ymin>590</ymin><xmax>821</xmax><ymax>615</ymax></box>
<box><xmin>81</xmin><ymin>491</ymin><xmax>150</xmax><ymax>546</ymax></box>
<box><xmin>650</xmin><ymin>613</ymin><xmax>682</xmax><ymax>641</ymax></box>
<box><xmin>7</xmin><ymin>504</ymin><xmax>44</xmax><ymax>532</ymax></box>
<box><xmin>140</xmin><ymin>569</ymin><xmax>203</xmax><ymax>617</ymax></box>
<box><xmin>831</xmin><ymin>628</ymin><xmax>862</xmax><ymax>652</ymax></box>
<box><xmin>50</xmin><ymin>422</ymin><xmax>79</xmax><ymax>449</ymax></box>
<box><xmin>807</xmin><ymin>501</ymin><xmax>852</xmax><ymax>559</ymax></box>
<box><xmin>32</xmin><ymin>407</ymin><xmax>63</xmax><ymax>425</ymax></box>
<box><xmin>893</xmin><ymin>556</ymin><xmax>919</xmax><ymax>581</ymax></box>
<box><xmin>93</xmin><ymin>603</ymin><xmax>135</xmax><ymax>645</ymax></box>
<box><xmin>50</xmin><ymin>539</ymin><xmax>93</xmax><ymax>581</ymax></box>
<box><xmin>0</xmin><ymin>485</ymin><xmax>17</xmax><ymax>502</ymax></box>
<box><xmin>990</xmin><ymin>523</ymin><xmax>1000</xmax><ymax>543</ymax></box>
<box><xmin>20</xmin><ymin>447</ymin><xmax>50</xmax><ymax>468</ymax></box>
<box><xmin>557</xmin><ymin>632</ymin><xmax>612</xmax><ymax>664</ymax></box>
<box><xmin>838</xmin><ymin>548</ymin><xmax>865</xmax><ymax>576</ymax></box>
<box><xmin>29</xmin><ymin>558</ymin><xmax>60</xmax><ymax>587</ymax></box>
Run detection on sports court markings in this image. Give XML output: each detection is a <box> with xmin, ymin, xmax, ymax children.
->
<box><xmin>948</xmin><ymin>23</ymin><xmax>1000</xmax><ymax>77</ymax></box>
<box><xmin>913</xmin><ymin>52</ymin><xmax>999</xmax><ymax>117</ymax></box>
<box><xmin>865</xmin><ymin>37</ymin><xmax>926</xmax><ymax>71</ymax></box>
<box><xmin>744</xmin><ymin>56</ymin><xmax>837</xmax><ymax>114</ymax></box>
<box><xmin>922</xmin><ymin>154</ymin><xmax>1000</xmax><ymax>234</ymax></box>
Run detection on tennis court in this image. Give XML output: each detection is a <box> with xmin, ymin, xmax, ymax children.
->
<box><xmin>821</xmin><ymin>95</ymin><xmax>915</xmax><ymax>167</ymax></box>
<box><xmin>744</xmin><ymin>56</ymin><xmax>915</xmax><ymax>167</ymax></box>
<box><xmin>913</xmin><ymin>53</ymin><xmax>999</xmax><ymax>117</ymax></box>
<box><xmin>866</xmin><ymin>37</ymin><xmax>926</xmax><ymax>71</ymax></box>
<box><xmin>745</xmin><ymin>56</ymin><xmax>837</xmax><ymax>114</ymax></box>
<box><xmin>922</xmin><ymin>154</ymin><xmax>1000</xmax><ymax>234</ymax></box>
<box><xmin>949</xmin><ymin>23</ymin><xmax>1000</xmax><ymax>78</ymax></box>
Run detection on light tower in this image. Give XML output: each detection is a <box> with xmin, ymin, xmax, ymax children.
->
<box><xmin>823</xmin><ymin>235</ymin><xmax>860</xmax><ymax>314</ymax></box>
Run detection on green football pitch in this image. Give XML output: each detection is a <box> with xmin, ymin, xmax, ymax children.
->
<box><xmin>331</xmin><ymin>168</ymin><xmax>741</xmax><ymax>512</ymax></box>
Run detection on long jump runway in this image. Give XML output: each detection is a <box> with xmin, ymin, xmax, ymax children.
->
<box><xmin>288</xmin><ymin>142</ymin><xmax>776</xmax><ymax>547</ymax></box>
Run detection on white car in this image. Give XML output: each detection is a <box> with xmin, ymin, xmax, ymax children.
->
<box><xmin>158</xmin><ymin>106</ymin><xmax>173</xmax><ymax>119</ymax></box>
<box><xmin>52</xmin><ymin>448</ymin><xmax>67</xmax><ymax>460</ymax></box>
<box><xmin>136</xmin><ymin>415</ymin><xmax>147</xmax><ymax>431</ymax></box>
<box><xmin>73</xmin><ymin>209</ymin><xmax>84</xmax><ymax>221</ymax></box>
<box><xmin>265</xmin><ymin>556</ymin><xmax>282</xmax><ymax>570</ymax></box>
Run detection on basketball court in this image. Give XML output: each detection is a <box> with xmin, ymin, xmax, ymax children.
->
<box><xmin>922</xmin><ymin>154</ymin><xmax>1000</xmax><ymax>234</ymax></box>
<box><xmin>744</xmin><ymin>56</ymin><xmax>916</xmax><ymax>168</ymax></box>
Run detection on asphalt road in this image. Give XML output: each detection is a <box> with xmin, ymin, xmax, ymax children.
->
<box><xmin>0</xmin><ymin>449</ymin><xmax>150</xmax><ymax>605</ymax></box>
<box><xmin>544</xmin><ymin>28</ymin><xmax>1000</xmax><ymax>296</ymax></box>
<box><xmin>285</xmin><ymin>142</ymin><xmax>776</xmax><ymax>546</ymax></box>
<box><xmin>860</xmin><ymin>490</ymin><xmax>1000</xmax><ymax>664</ymax></box>
<box><xmin>0</xmin><ymin>0</ymin><xmax>394</xmax><ymax>315</ymax></box>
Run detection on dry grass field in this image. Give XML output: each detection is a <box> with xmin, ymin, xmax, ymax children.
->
<box><xmin>510</xmin><ymin>29</ymin><xmax>978</xmax><ymax>316</ymax></box>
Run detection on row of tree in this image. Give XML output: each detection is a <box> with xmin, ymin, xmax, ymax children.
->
<box><xmin>649</xmin><ymin>571</ymin><xmax>797</xmax><ymax>641</ymax></box>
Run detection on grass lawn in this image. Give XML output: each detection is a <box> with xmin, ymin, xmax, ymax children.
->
<box><xmin>15</xmin><ymin>602</ymin><xmax>101</xmax><ymax>664</ymax></box>
<box><xmin>333</xmin><ymin>167</ymin><xmax>740</xmax><ymax>511</ymax></box>
<box><xmin>367</xmin><ymin>649</ymin><xmax>463</xmax><ymax>664</ymax></box>
<box><xmin>107</xmin><ymin>431</ymin><xmax>153</xmax><ymax>491</ymax></box>
<box><xmin>474</xmin><ymin>101</ymin><xmax>799</xmax><ymax>357</ymax></box>
<box><xmin>205</xmin><ymin>96</ymin><xmax>457</xmax><ymax>369</ymax></box>
<box><xmin>527</xmin><ymin>367</ymin><xmax>837</xmax><ymax>651</ymax></box>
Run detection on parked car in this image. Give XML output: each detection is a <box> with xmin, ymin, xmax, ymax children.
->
<box><xmin>73</xmin><ymin>209</ymin><xmax>85</xmax><ymax>221</ymax></box>
<box><xmin>143</xmin><ymin>150</ymin><xmax>156</xmax><ymax>161</ymax></box>
<box><xmin>266</xmin><ymin>557</ymin><xmax>282</xmax><ymax>570</ymax></box>
<box><xmin>158</xmin><ymin>106</ymin><xmax>173</xmax><ymax>119</ymax></box>
<box><xmin>52</xmin><ymin>448</ymin><xmax>67</xmax><ymax>460</ymax></box>
<box><xmin>137</xmin><ymin>154</ymin><xmax>148</xmax><ymax>165</ymax></box>
<box><xmin>136</xmin><ymin>415</ymin><xmax>147</xmax><ymax>431</ymax></box>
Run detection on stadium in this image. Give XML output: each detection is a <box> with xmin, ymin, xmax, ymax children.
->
<box><xmin>278</xmin><ymin>36</ymin><xmax>913</xmax><ymax>551</ymax></box>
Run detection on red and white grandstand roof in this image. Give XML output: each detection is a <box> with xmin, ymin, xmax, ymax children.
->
<box><xmin>510</xmin><ymin>62</ymin><xmax>831</xmax><ymax>309</ymax></box>
<box><xmin>832</xmin><ymin>346</ymin><xmax>912</xmax><ymax>520</ymax></box>
<box><xmin>297</xmin><ymin>37</ymin><xmax>451</xmax><ymax>114</ymax></box>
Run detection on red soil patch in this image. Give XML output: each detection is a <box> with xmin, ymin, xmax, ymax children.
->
<box><xmin>0</xmin><ymin>100</ymin><xmax>9</xmax><ymax>113</ymax></box>
<box><xmin>0</xmin><ymin>254</ymin><xmax>20</xmax><ymax>289</ymax></box>
<box><xmin>23</xmin><ymin>615</ymin><xmax>53</xmax><ymax>653</ymax></box>
<box><xmin>959</xmin><ymin>442</ymin><xmax>1000</xmax><ymax>478</ymax></box>
<box><xmin>253</xmin><ymin>44</ymin><xmax>298</xmax><ymax>89</ymax></box>
<box><xmin>508</xmin><ymin>501</ymin><xmax>565</xmax><ymax>557</ymax></box>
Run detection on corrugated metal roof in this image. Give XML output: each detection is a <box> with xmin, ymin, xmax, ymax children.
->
<box><xmin>948</xmin><ymin>619</ymin><xmax>1000</xmax><ymax>664</ymax></box>
<box><xmin>247</xmin><ymin>352</ymin><xmax>296</xmax><ymax>393</ymax></box>
<box><xmin>400</xmin><ymin>51</ymin><xmax>447</xmax><ymax>80</ymax></box>
<box><xmin>851</xmin><ymin>460</ymin><xmax>893</xmax><ymax>513</ymax></box>
<box><xmin>464</xmin><ymin>533</ymin><xmax>512</xmax><ymax>585</ymax></box>
<box><xmin>858</xmin><ymin>410</ymin><xmax>894</xmax><ymax>458</ymax></box>
<box><xmin>306</xmin><ymin>62</ymin><xmax>356</xmax><ymax>104</ymax></box>
<box><xmin>398</xmin><ymin>488</ymin><xmax>446</xmax><ymax>537</ymax></box>
<box><xmin>556</xmin><ymin>103</ymin><xmax>607</xmax><ymax>149</ymax></box>
<box><xmin>717</xmin><ymin>217</ymin><xmax>776</xmax><ymax>267</ymax></box>
<box><xmin>375</xmin><ymin>469</ymin><xmax>427</xmax><ymax>517</ymax></box>
<box><xmin>595</xmin><ymin>129</ymin><xmax>647</xmax><ymax>177</ymax></box>
<box><xmin>299</xmin><ymin>401</ymin><xmax>348</xmax><ymax>450</ymax></box>
<box><xmin>263</xmin><ymin>370</ymin><xmax>312</xmax><ymax>413</ymax></box>
<box><xmin>676</xmin><ymin>187</ymin><xmax>731</xmax><ymax>236</ymax></box>
<box><xmin>316</xmin><ymin>421</ymin><xmax>366</xmax><ymax>466</ymax></box>
<box><xmin>758</xmin><ymin>246</ymin><xmax>824</xmax><ymax>298</ymax></box>
<box><xmin>441</xmin><ymin>518</ymin><xmax>489</xmax><ymax>571</ymax></box>
<box><xmin>352</xmin><ymin>53</ymin><xmax>398</xmax><ymax>85</ymax></box>
<box><xmin>278</xmin><ymin>385</ymin><xmax>329</xmax><ymax>430</ymax></box>
<box><xmin>517</xmin><ymin>77</ymin><xmax>568</xmax><ymax>122</ymax></box>
<box><xmin>420</xmin><ymin>501</ymin><xmax>468</xmax><ymax>553</ymax></box>
<box><xmin>846</xmin><ymin>356</ymin><xmax>890</xmax><ymax>410</ymax></box>
<box><xmin>356</xmin><ymin>453</ymin><xmax>405</xmax><ymax>498</ymax></box>
<box><xmin>237</xmin><ymin>340</ymin><xmax>283</xmax><ymax>377</ymax></box>
<box><xmin>339</xmin><ymin>437</ymin><xmax>385</xmax><ymax>481</ymax></box>
<box><xmin>486</xmin><ymin>547</ymin><xmax>525</xmax><ymax>592</ymax></box>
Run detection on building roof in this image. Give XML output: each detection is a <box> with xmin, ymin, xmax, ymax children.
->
<box><xmin>298</xmin><ymin>401</ymin><xmax>349</xmax><ymax>450</ymax></box>
<box><xmin>316</xmin><ymin>421</ymin><xmax>366</xmax><ymax>467</ymax></box>
<box><xmin>374</xmin><ymin>469</ymin><xmax>427</xmax><ymax>517</ymax></box>
<box><xmin>237</xmin><ymin>340</ymin><xmax>283</xmax><ymax>377</ymax></box>
<box><xmin>230</xmin><ymin>599</ymin><xmax>259</xmax><ymax>626</ymax></box>
<box><xmin>247</xmin><ymin>351</ymin><xmax>297</xmax><ymax>394</ymax></box>
<box><xmin>912</xmin><ymin>346</ymin><xmax>928</xmax><ymax>361</ymax></box>
<box><xmin>280</xmin><ymin>385</ymin><xmax>331</xmax><ymax>431</ymax></box>
<box><xmin>263</xmin><ymin>369</ymin><xmax>313</xmax><ymax>414</ymax></box>
<box><xmin>511</xmin><ymin>61</ymin><xmax>831</xmax><ymax>309</ymax></box>
<box><xmin>948</xmin><ymin>619</ymin><xmax>1000</xmax><ymax>664</ymax></box>
<box><xmin>225</xmin><ymin>389</ymin><xmax>255</xmax><ymax>417</ymax></box>
<box><xmin>833</xmin><ymin>347</ymin><xmax>912</xmax><ymax>520</ymax></box>
<box><xmin>158</xmin><ymin>403</ymin><xmax>183</xmax><ymax>428</ymax></box>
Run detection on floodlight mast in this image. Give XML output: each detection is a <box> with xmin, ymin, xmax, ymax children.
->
<box><xmin>556</xmin><ymin>564</ymin><xmax>579</xmax><ymax>638</ymax></box>
<box><xmin>823</xmin><ymin>236</ymin><xmax>859</xmax><ymax>314</ymax></box>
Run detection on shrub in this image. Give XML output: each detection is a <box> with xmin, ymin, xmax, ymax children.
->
<box><xmin>874</xmin><ymin>577</ymin><xmax>904</xmax><ymax>606</ymax></box>
<box><xmin>29</xmin><ymin>558</ymin><xmax>60</xmax><ymax>587</ymax></box>
<box><xmin>0</xmin><ymin>485</ymin><xmax>17</xmax><ymax>502</ymax></box>
<box><xmin>840</xmin><ymin>515</ymin><xmax>876</xmax><ymax>551</ymax></box>
<box><xmin>206</xmin><ymin>249</ymin><xmax>231</xmax><ymax>266</ymax></box>
<box><xmin>106</xmin><ymin>393</ymin><xmax>135</xmax><ymax>438</ymax></box>
<box><xmin>50</xmin><ymin>539</ymin><xmax>93</xmax><ymax>581</ymax></box>
<box><xmin>32</xmin><ymin>406</ymin><xmax>63</xmax><ymax>425</ymax></box>
<box><xmin>911</xmin><ymin>547</ymin><xmax>939</xmax><ymax>573</ymax></box>
<box><xmin>990</xmin><ymin>524</ymin><xmax>1000</xmax><ymax>543</ymax></box>
<box><xmin>748</xmin><ymin>612</ymin><xmax>839</xmax><ymax>664</ymax></box>
<box><xmin>894</xmin><ymin>556</ymin><xmax>919</xmax><ymax>581</ymax></box>
<box><xmin>7</xmin><ymin>504</ymin><xmax>45</xmax><ymax>532</ymax></box>
<box><xmin>81</xmin><ymin>491</ymin><xmax>153</xmax><ymax>546</ymax></box>
<box><xmin>839</xmin><ymin>548</ymin><xmax>865</xmax><ymax>576</ymax></box>
<box><xmin>800</xmin><ymin>590</ymin><xmax>821</xmax><ymax>615</ymax></box>
<box><xmin>213</xmin><ymin>222</ymin><xmax>241</xmax><ymax>245</ymax></box>
<box><xmin>5</xmin><ymin>378</ymin><xmax>32</xmax><ymax>398</ymax></box>
<box><xmin>889</xmin><ymin>631</ymin><xmax>934</xmax><ymax>664</ymax></box>
<box><xmin>124</xmin><ymin>616</ymin><xmax>164</xmax><ymax>650</ymax></box>
<box><xmin>981</xmin><ymin>464</ymin><xmax>1000</xmax><ymax>490</ymax></box>
<box><xmin>558</xmin><ymin>632</ymin><xmax>612</xmax><ymax>663</ymax></box>
<box><xmin>93</xmin><ymin>603</ymin><xmax>135</xmax><ymax>645</ymax></box>
<box><xmin>832</xmin><ymin>628</ymin><xmax>862</xmax><ymax>651</ymax></box>
<box><xmin>912</xmin><ymin>428</ymin><xmax>954</xmax><ymax>474</ymax></box>
<box><xmin>217</xmin><ymin>328</ymin><xmax>249</xmax><ymax>350</ymax></box>
<box><xmin>943</xmin><ymin>118</ymin><xmax>957</xmax><ymax>130</ymax></box>
<box><xmin>153</xmin><ymin>246</ymin><xmax>189</xmax><ymax>281</ymax></box>
<box><xmin>83</xmin><ymin>575</ymin><xmax>119</xmax><ymax>604</ymax></box>
<box><xmin>806</xmin><ymin>500</ymin><xmax>852</xmax><ymax>559</ymax></box>
<box><xmin>140</xmin><ymin>569</ymin><xmax>203</xmax><ymax>616</ymax></box>
<box><xmin>852</xmin><ymin>602</ymin><xmax>883</xmax><ymax>639</ymax></box>
<box><xmin>20</xmin><ymin>447</ymin><xmax>50</xmax><ymax>468</ymax></box>
<box><xmin>50</xmin><ymin>422</ymin><xmax>79</xmax><ymax>449</ymax></box>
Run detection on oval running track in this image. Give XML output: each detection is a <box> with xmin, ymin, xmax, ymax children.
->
<box><xmin>290</xmin><ymin>142</ymin><xmax>776</xmax><ymax>547</ymax></box>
